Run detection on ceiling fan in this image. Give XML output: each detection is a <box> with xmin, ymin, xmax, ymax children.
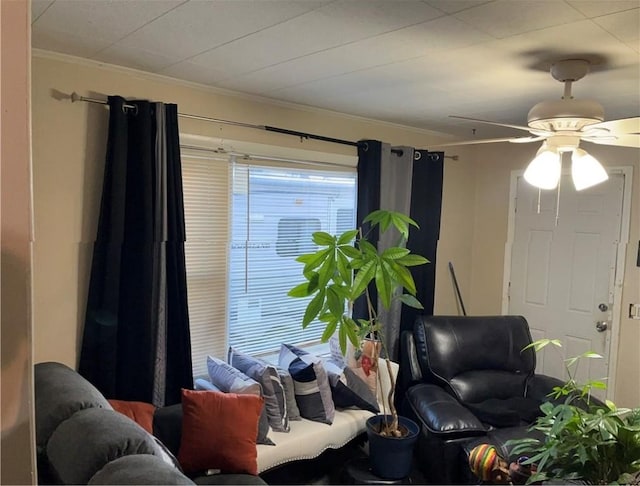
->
<box><xmin>436</xmin><ymin>58</ymin><xmax>640</xmax><ymax>190</ymax></box>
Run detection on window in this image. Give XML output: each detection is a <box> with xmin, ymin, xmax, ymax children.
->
<box><xmin>228</xmin><ymin>161</ymin><xmax>357</xmax><ymax>357</ymax></box>
<box><xmin>181</xmin><ymin>142</ymin><xmax>356</xmax><ymax>376</ymax></box>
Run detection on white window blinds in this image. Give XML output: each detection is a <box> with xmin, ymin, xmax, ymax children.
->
<box><xmin>181</xmin><ymin>143</ymin><xmax>356</xmax><ymax>376</ymax></box>
<box><xmin>228</xmin><ymin>159</ymin><xmax>356</xmax><ymax>356</ymax></box>
<box><xmin>182</xmin><ymin>154</ymin><xmax>230</xmax><ymax>376</ymax></box>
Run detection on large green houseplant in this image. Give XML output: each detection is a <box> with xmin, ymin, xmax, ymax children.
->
<box><xmin>287</xmin><ymin>209</ymin><xmax>428</xmax><ymax>475</ymax></box>
<box><xmin>507</xmin><ymin>339</ymin><xmax>640</xmax><ymax>485</ymax></box>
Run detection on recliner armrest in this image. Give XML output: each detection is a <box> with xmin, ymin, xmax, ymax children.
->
<box><xmin>405</xmin><ymin>383</ymin><xmax>486</xmax><ymax>439</ymax></box>
<box><xmin>526</xmin><ymin>374</ymin><xmax>606</xmax><ymax>409</ymax></box>
<box><xmin>400</xmin><ymin>331</ymin><xmax>422</xmax><ymax>384</ymax></box>
<box><xmin>525</xmin><ymin>374</ymin><xmax>565</xmax><ymax>404</ymax></box>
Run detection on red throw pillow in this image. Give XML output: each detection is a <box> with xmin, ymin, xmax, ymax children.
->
<box><xmin>177</xmin><ymin>389</ymin><xmax>263</xmax><ymax>475</ymax></box>
<box><xmin>108</xmin><ymin>399</ymin><xmax>156</xmax><ymax>434</ymax></box>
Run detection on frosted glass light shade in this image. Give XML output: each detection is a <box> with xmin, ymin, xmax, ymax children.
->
<box><xmin>524</xmin><ymin>145</ymin><xmax>561</xmax><ymax>189</ymax></box>
<box><xmin>571</xmin><ymin>148</ymin><xmax>608</xmax><ymax>190</ymax></box>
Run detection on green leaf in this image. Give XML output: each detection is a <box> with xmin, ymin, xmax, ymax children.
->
<box><xmin>336</xmin><ymin>251</ymin><xmax>351</xmax><ymax>285</ymax></box>
<box><xmin>576</xmin><ymin>444</ymin><xmax>588</xmax><ymax>464</ymax></box>
<box><xmin>351</xmin><ymin>259</ymin><xmax>376</xmax><ymax>300</ymax></box>
<box><xmin>381</xmin><ymin>247</ymin><xmax>410</xmax><ymax>260</ymax></box>
<box><xmin>395</xmin><ymin>254</ymin><xmax>429</xmax><ymax>267</ymax></box>
<box><xmin>363</xmin><ymin>210</ymin><xmax>420</xmax><ymax>240</ymax></box>
<box><xmin>389</xmin><ymin>210</ymin><xmax>419</xmax><ymax>228</ymax></box>
<box><xmin>331</xmin><ymin>283</ymin><xmax>350</xmax><ymax>301</ymax></box>
<box><xmin>296</xmin><ymin>253</ymin><xmax>316</xmax><ymax>264</ymax></box>
<box><xmin>375</xmin><ymin>264</ymin><xmax>392</xmax><ymax>309</ymax></box>
<box><xmin>343</xmin><ymin>316</ymin><xmax>360</xmax><ymax>348</ymax></box>
<box><xmin>528</xmin><ymin>472</ymin><xmax>548</xmax><ymax>484</ymax></box>
<box><xmin>302</xmin><ymin>289</ymin><xmax>325</xmax><ymax>327</ymax></box>
<box><xmin>389</xmin><ymin>213</ymin><xmax>410</xmax><ymax>239</ymax></box>
<box><xmin>337</xmin><ymin>229</ymin><xmax>358</xmax><ymax>245</ymax></box>
<box><xmin>300</xmin><ymin>248</ymin><xmax>330</xmax><ymax>272</ymax></box>
<box><xmin>388</xmin><ymin>260</ymin><xmax>417</xmax><ymax>295</ymax></box>
<box><xmin>300</xmin><ymin>272</ymin><xmax>320</xmax><ymax>293</ymax></box>
<box><xmin>312</xmin><ymin>231</ymin><xmax>335</xmax><ymax>246</ymax></box>
<box><xmin>349</xmin><ymin>256</ymin><xmax>365</xmax><ymax>270</ymax></box>
<box><xmin>316</xmin><ymin>250</ymin><xmax>336</xmax><ymax>288</ymax></box>
<box><xmin>288</xmin><ymin>281</ymin><xmax>315</xmax><ymax>298</ymax></box>
<box><xmin>340</xmin><ymin>245</ymin><xmax>361</xmax><ymax>259</ymax></box>
<box><xmin>523</xmin><ymin>338</ymin><xmax>562</xmax><ymax>353</ymax></box>
<box><xmin>338</xmin><ymin>322</ymin><xmax>347</xmax><ymax>355</ymax></box>
<box><xmin>363</xmin><ymin>209</ymin><xmax>387</xmax><ymax>227</ymax></box>
<box><xmin>540</xmin><ymin>401</ymin><xmax>555</xmax><ymax>414</ymax></box>
<box><xmin>399</xmin><ymin>293</ymin><xmax>423</xmax><ymax>309</ymax></box>
<box><xmin>587</xmin><ymin>380</ymin><xmax>607</xmax><ymax>389</ymax></box>
<box><xmin>326</xmin><ymin>286</ymin><xmax>344</xmax><ymax>317</ymax></box>
<box><xmin>358</xmin><ymin>238</ymin><xmax>378</xmax><ymax>256</ymax></box>
<box><xmin>321</xmin><ymin>319</ymin><xmax>338</xmax><ymax>342</ymax></box>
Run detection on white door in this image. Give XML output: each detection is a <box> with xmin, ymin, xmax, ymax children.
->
<box><xmin>507</xmin><ymin>172</ymin><xmax>626</xmax><ymax>399</ymax></box>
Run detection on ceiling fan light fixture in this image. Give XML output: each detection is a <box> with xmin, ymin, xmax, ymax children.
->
<box><xmin>571</xmin><ymin>148</ymin><xmax>608</xmax><ymax>190</ymax></box>
<box><xmin>524</xmin><ymin>143</ymin><xmax>561</xmax><ymax>190</ymax></box>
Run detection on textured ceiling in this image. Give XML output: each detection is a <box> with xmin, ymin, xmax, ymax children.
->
<box><xmin>32</xmin><ymin>0</ymin><xmax>640</xmax><ymax>140</ymax></box>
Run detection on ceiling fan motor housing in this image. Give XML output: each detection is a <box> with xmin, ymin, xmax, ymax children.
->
<box><xmin>527</xmin><ymin>98</ymin><xmax>605</xmax><ymax>132</ymax></box>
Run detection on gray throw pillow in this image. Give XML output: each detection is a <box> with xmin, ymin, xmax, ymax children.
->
<box><xmin>195</xmin><ymin>377</ymin><xmax>275</xmax><ymax>446</ymax></box>
<box><xmin>47</xmin><ymin>408</ymin><xmax>163</xmax><ymax>485</ymax></box>
<box><xmin>88</xmin><ymin>454</ymin><xmax>194</xmax><ymax>485</ymax></box>
<box><xmin>277</xmin><ymin>367</ymin><xmax>301</xmax><ymax>421</ymax></box>
<box><xmin>228</xmin><ymin>347</ymin><xmax>289</xmax><ymax>432</ymax></box>
<box><xmin>206</xmin><ymin>356</ymin><xmax>261</xmax><ymax>395</ymax></box>
<box><xmin>278</xmin><ymin>344</ymin><xmax>335</xmax><ymax>425</ymax></box>
<box><xmin>324</xmin><ymin>360</ymin><xmax>380</xmax><ymax>413</ymax></box>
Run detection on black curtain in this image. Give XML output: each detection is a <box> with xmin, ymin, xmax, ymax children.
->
<box><xmin>355</xmin><ymin>140</ymin><xmax>443</xmax><ymax>360</ymax></box>
<box><xmin>79</xmin><ymin>96</ymin><xmax>193</xmax><ymax>406</ymax></box>
<box><xmin>400</xmin><ymin>150</ymin><xmax>443</xmax><ymax>332</ymax></box>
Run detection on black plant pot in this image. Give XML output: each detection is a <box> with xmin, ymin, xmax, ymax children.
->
<box><xmin>366</xmin><ymin>415</ymin><xmax>419</xmax><ymax>480</ymax></box>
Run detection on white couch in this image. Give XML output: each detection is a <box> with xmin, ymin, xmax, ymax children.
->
<box><xmin>256</xmin><ymin>359</ymin><xmax>398</xmax><ymax>473</ymax></box>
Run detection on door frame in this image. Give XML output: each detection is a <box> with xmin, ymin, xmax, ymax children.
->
<box><xmin>501</xmin><ymin>166</ymin><xmax>634</xmax><ymax>400</ymax></box>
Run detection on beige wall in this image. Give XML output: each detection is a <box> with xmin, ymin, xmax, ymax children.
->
<box><xmin>31</xmin><ymin>52</ymin><xmax>639</xmax><ymax>409</ymax></box>
<box><xmin>434</xmin><ymin>144</ymin><xmax>476</xmax><ymax>314</ymax></box>
<box><xmin>1</xmin><ymin>0</ymin><xmax>35</xmax><ymax>483</ymax></box>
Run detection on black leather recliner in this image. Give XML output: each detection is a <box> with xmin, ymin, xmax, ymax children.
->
<box><xmin>398</xmin><ymin>315</ymin><xmax>565</xmax><ymax>484</ymax></box>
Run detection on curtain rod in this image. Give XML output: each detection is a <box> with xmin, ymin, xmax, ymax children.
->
<box><xmin>70</xmin><ymin>92</ymin><xmax>457</xmax><ymax>161</ymax></box>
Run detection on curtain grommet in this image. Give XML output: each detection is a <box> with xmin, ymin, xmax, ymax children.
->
<box><xmin>123</xmin><ymin>103</ymin><xmax>138</xmax><ymax>116</ymax></box>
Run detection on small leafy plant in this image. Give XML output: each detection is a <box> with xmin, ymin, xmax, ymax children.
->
<box><xmin>508</xmin><ymin>339</ymin><xmax>640</xmax><ymax>484</ymax></box>
<box><xmin>288</xmin><ymin>209</ymin><xmax>428</xmax><ymax>436</ymax></box>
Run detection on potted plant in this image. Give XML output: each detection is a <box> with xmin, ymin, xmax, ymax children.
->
<box><xmin>507</xmin><ymin>339</ymin><xmax>640</xmax><ymax>485</ymax></box>
<box><xmin>288</xmin><ymin>209</ymin><xmax>428</xmax><ymax>479</ymax></box>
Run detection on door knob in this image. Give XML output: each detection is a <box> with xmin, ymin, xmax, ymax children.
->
<box><xmin>596</xmin><ymin>321</ymin><xmax>608</xmax><ymax>332</ymax></box>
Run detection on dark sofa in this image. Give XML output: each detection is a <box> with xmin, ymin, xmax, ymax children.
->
<box><xmin>35</xmin><ymin>362</ymin><xmax>266</xmax><ymax>485</ymax></box>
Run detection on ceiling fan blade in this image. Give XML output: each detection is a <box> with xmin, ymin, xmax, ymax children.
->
<box><xmin>586</xmin><ymin>116</ymin><xmax>640</xmax><ymax>135</ymax></box>
<box><xmin>431</xmin><ymin>136</ymin><xmax>544</xmax><ymax>147</ymax></box>
<box><xmin>449</xmin><ymin>115</ymin><xmax>543</xmax><ymax>134</ymax></box>
<box><xmin>582</xmin><ymin>133</ymin><xmax>640</xmax><ymax>148</ymax></box>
